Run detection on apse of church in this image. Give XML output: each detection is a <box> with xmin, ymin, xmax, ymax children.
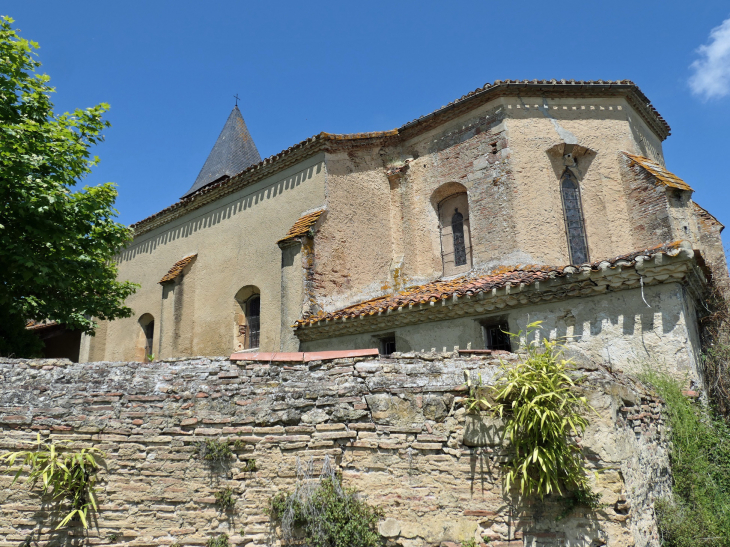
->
<box><xmin>81</xmin><ymin>81</ymin><xmax>725</xmax><ymax>377</ymax></box>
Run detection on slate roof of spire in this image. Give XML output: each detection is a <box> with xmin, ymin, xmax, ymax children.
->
<box><xmin>182</xmin><ymin>106</ymin><xmax>261</xmax><ymax>198</ymax></box>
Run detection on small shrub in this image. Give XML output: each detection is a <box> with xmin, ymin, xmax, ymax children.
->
<box><xmin>242</xmin><ymin>458</ymin><xmax>257</xmax><ymax>472</ymax></box>
<box><xmin>232</xmin><ymin>439</ymin><xmax>245</xmax><ymax>450</ymax></box>
<box><xmin>206</xmin><ymin>533</ymin><xmax>229</xmax><ymax>547</ymax></box>
<box><xmin>698</xmin><ymin>278</ymin><xmax>730</xmax><ymax>417</ymax></box>
<box><xmin>268</xmin><ymin>457</ymin><xmax>382</xmax><ymax>547</ymax></box>
<box><xmin>214</xmin><ymin>486</ymin><xmax>235</xmax><ymax>510</ymax></box>
<box><xmin>461</xmin><ymin>539</ymin><xmax>477</xmax><ymax>547</ymax></box>
<box><xmin>464</xmin><ymin>321</ymin><xmax>597</xmax><ymax>501</ymax></box>
<box><xmin>0</xmin><ymin>434</ymin><xmax>104</xmax><ymax>529</ymax></box>
<box><xmin>195</xmin><ymin>439</ymin><xmax>233</xmax><ymax>464</ymax></box>
<box><xmin>556</xmin><ymin>486</ymin><xmax>601</xmax><ymax>520</ymax></box>
<box><xmin>107</xmin><ymin>532</ymin><xmax>118</xmax><ymax>542</ymax></box>
<box><xmin>642</xmin><ymin>370</ymin><xmax>730</xmax><ymax>547</ymax></box>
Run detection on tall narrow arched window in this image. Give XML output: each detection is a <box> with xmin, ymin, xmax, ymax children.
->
<box><xmin>451</xmin><ymin>209</ymin><xmax>467</xmax><ymax>266</ymax></box>
<box><xmin>234</xmin><ymin>286</ymin><xmax>261</xmax><ymax>351</ymax></box>
<box><xmin>137</xmin><ymin>313</ymin><xmax>155</xmax><ymax>362</ymax></box>
<box><xmin>560</xmin><ymin>169</ymin><xmax>589</xmax><ymax>264</ymax></box>
<box><xmin>437</xmin><ymin>191</ymin><xmax>472</xmax><ymax>276</ymax></box>
<box><xmin>246</xmin><ymin>295</ymin><xmax>261</xmax><ymax>349</ymax></box>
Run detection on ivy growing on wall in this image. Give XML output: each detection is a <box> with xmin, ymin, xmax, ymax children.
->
<box><xmin>642</xmin><ymin>370</ymin><xmax>730</xmax><ymax>547</ymax></box>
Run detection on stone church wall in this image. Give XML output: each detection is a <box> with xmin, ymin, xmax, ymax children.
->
<box><xmin>312</xmin><ymin>94</ymin><xmax>678</xmax><ymax>317</ymax></box>
<box><xmin>1</xmin><ymin>354</ymin><xmax>670</xmax><ymax>547</ymax></box>
<box><xmin>89</xmin><ymin>153</ymin><xmax>327</xmax><ymax>362</ymax></box>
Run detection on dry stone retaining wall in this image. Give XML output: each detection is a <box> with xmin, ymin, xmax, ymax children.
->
<box><xmin>0</xmin><ymin>354</ymin><xmax>670</xmax><ymax>547</ymax></box>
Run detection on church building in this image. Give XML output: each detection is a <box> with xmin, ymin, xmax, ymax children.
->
<box><xmin>80</xmin><ymin>80</ymin><xmax>726</xmax><ymax>379</ymax></box>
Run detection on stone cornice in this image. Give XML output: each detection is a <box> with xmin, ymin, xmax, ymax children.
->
<box><xmin>131</xmin><ymin>81</ymin><xmax>668</xmax><ymax>237</ymax></box>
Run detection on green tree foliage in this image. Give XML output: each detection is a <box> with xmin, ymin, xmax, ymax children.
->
<box><xmin>642</xmin><ymin>371</ymin><xmax>730</xmax><ymax>547</ymax></box>
<box><xmin>0</xmin><ymin>17</ymin><xmax>137</xmax><ymax>355</ymax></box>
<box><xmin>0</xmin><ymin>434</ymin><xmax>105</xmax><ymax>529</ymax></box>
<box><xmin>465</xmin><ymin>321</ymin><xmax>596</xmax><ymax>501</ymax></box>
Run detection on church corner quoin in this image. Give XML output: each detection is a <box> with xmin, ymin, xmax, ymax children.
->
<box><xmin>1</xmin><ymin>353</ymin><xmax>669</xmax><ymax>546</ymax></box>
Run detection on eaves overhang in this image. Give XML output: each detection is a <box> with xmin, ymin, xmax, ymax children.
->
<box><xmin>294</xmin><ymin>242</ymin><xmax>707</xmax><ymax>343</ymax></box>
<box><xmin>130</xmin><ymin>80</ymin><xmax>669</xmax><ymax>237</ymax></box>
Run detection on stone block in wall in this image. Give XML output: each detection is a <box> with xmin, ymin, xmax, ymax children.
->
<box><xmin>462</xmin><ymin>414</ymin><xmax>507</xmax><ymax>447</ymax></box>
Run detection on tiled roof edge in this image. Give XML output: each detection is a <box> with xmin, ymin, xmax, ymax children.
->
<box><xmin>295</xmin><ymin>241</ymin><xmax>701</xmax><ymax>331</ymax></box>
<box><xmin>277</xmin><ymin>208</ymin><xmax>326</xmax><ymax>245</ymax></box>
<box><xmin>692</xmin><ymin>201</ymin><xmax>725</xmax><ymax>231</ymax></box>
<box><xmin>159</xmin><ymin>254</ymin><xmax>197</xmax><ymax>284</ymax></box>
<box><xmin>25</xmin><ymin>320</ymin><xmax>60</xmax><ymax>331</ymax></box>
<box><xmin>623</xmin><ymin>152</ymin><xmax>693</xmax><ymax>192</ymax></box>
<box><xmin>399</xmin><ymin>79</ymin><xmax>670</xmax><ymax>141</ymax></box>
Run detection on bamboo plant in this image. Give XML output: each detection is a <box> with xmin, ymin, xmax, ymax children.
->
<box><xmin>0</xmin><ymin>434</ymin><xmax>104</xmax><ymax>528</ymax></box>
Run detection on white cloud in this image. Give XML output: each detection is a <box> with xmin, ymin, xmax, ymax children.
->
<box><xmin>689</xmin><ymin>16</ymin><xmax>730</xmax><ymax>100</ymax></box>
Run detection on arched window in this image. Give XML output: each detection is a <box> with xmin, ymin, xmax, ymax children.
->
<box><xmin>451</xmin><ymin>208</ymin><xmax>467</xmax><ymax>266</ymax></box>
<box><xmin>437</xmin><ymin>192</ymin><xmax>472</xmax><ymax>275</ymax></box>
<box><xmin>234</xmin><ymin>286</ymin><xmax>261</xmax><ymax>350</ymax></box>
<box><xmin>560</xmin><ymin>169</ymin><xmax>589</xmax><ymax>264</ymax></box>
<box><xmin>246</xmin><ymin>295</ymin><xmax>261</xmax><ymax>349</ymax></box>
<box><xmin>137</xmin><ymin>314</ymin><xmax>155</xmax><ymax>362</ymax></box>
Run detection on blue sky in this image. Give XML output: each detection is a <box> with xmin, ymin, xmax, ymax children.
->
<box><xmin>6</xmin><ymin>1</ymin><xmax>730</xmax><ymax>250</ymax></box>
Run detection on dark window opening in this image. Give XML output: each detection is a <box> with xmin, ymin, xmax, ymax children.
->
<box><xmin>490</xmin><ymin>142</ymin><xmax>498</xmax><ymax>155</ymax></box>
<box><xmin>483</xmin><ymin>323</ymin><xmax>511</xmax><ymax>351</ymax></box>
<box><xmin>143</xmin><ymin>320</ymin><xmax>154</xmax><ymax>356</ymax></box>
<box><xmin>561</xmin><ymin>169</ymin><xmax>589</xmax><ymax>265</ymax></box>
<box><xmin>452</xmin><ymin>208</ymin><xmax>467</xmax><ymax>267</ymax></box>
<box><xmin>437</xmin><ymin>190</ymin><xmax>472</xmax><ymax>275</ymax></box>
<box><xmin>247</xmin><ymin>296</ymin><xmax>261</xmax><ymax>349</ymax></box>
<box><xmin>379</xmin><ymin>335</ymin><xmax>396</xmax><ymax>356</ymax></box>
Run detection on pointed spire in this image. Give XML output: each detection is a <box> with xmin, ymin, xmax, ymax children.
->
<box><xmin>182</xmin><ymin>106</ymin><xmax>262</xmax><ymax>198</ymax></box>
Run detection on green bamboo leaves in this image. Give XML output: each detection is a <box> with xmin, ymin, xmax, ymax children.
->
<box><xmin>465</xmin><ymin>321</ymin><xmax>596</xmax><ymax>500</ymax></box>
<box><xmin>0</xmin><ymin>434</ymin><xmax>104</xmax><ymax>528</ymax></box>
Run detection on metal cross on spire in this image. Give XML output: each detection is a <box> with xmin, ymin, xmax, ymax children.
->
<box><xmin>233</xmin><ymin>94</ymin><xmax>240</xmax><ymax>107</ymax></box>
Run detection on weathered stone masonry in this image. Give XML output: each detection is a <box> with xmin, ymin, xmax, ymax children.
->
<box><xmin>1</xmin><ymin>354</ymin><xmax>669</xmax><ymax>547</ymax></box>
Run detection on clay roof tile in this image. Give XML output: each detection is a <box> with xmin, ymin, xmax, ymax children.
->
<box><xmin>624</xmin><ymin>152</ymin><xmax>692</xmax><ymax>191</ymax></box>
<box><xmin>295</xmin><ymin>241</ymin><xmax>686</xmax><ymax>328</ymax></box>
<box><xmin>159</xmin><ymin>254</ymin><xmax>197</xmax><ymax>284</ymax></box>
<box><xmin>277</xmin><ymin>209</ymin><xmax>326</xmax><ymax>244</ymax></box>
